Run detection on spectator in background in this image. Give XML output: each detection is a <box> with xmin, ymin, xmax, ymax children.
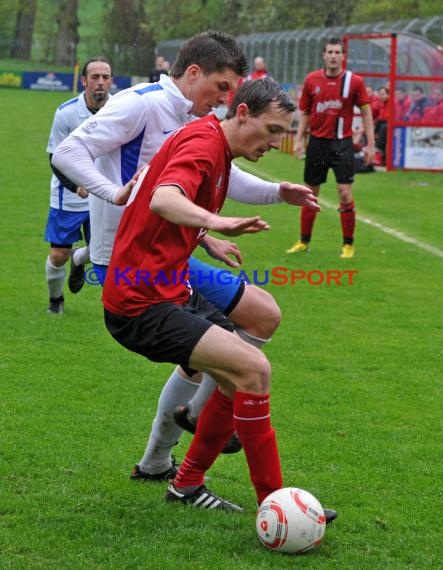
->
<box><xmin>228</xmin><ymin>56</ymin><xmax>272</xmax><ymax>107</ymax></box>
<box><xmin>404</xmin><ymin>86</ymin><xmax>431</xmax><ymax>123</ymax></box>
<box><xmin>374</xmin><ymin>86</ymin><xmax>389</xmax><ymax>165</ymax></box>
<box><xmin>366</xmin><ymin>85</ymin><xmax>382</xmax><ymax>123</ymax></box>
<box><xmin>433</xmin><ymin>87</ymin><xmax>443</xmax><ymax>124</ymax></box>
<box><xmin>423</xmin><ymin>87</ymin><xmax>443</xmax><ymax>124</ymax></box>
<box><xmin>247</xmin><ymin>56</ymin><xmax>271</xmax><ymax>81</ymax></box>
<box><xmin>149</xmin><ymin>55</ymin><xmax>169</xmax><ymax>83</ymax></box>
<box><xmin>394</xmin><ymin>86</ymin><xmax>411</xmax><ymax>121</ymax></box>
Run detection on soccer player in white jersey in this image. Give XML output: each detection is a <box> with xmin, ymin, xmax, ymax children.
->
<box><xmin>44</xmin><ymin>57</ymin><xmax>113</xmax><ymax>314</ymax></box>
<box><xmin>52</xmin><ymin>32</ymin><xmax>319</xmax><ymax>480</ymax></box>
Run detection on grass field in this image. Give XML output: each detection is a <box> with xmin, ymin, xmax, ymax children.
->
<box><xmin>0</xmin><ymin>88</ymin><xmax>442</xmax><ymax>569</ymax></box>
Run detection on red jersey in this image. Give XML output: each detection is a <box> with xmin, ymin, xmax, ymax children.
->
<box><xmin>377</xmin><ymin>99</ymin><xmax>389</xmax><ymax>122</ymax></box>
<box><xmin>228</xmin><ymin>71</ymin><xmax>270</xmax><ymax>105</ymax></box>
<box><xmin>394</xmin><ymin>96</ymin><xmax>411</xmax><ymax>121</ymax></box>
<box><xmin>299</xmin><ymin>69</ymin><xmax>370</xmax><ymax>139</ymax></box>
<box><xmin>102</xmin><ymin>115</ymin><xmax>232</xmax><ymax>317</ymax></box>
<box><xmin>247</xmin><ymin>69</ymin><xmax>270</xmax><ymax>81</ymax></box>
<box><xmin>368</xmin><ymin>94</ymin><xmax>383</xmax><ymax>122</ymax></box>
<box><xmin>422</xmin><ymin>101</ymin><xmax>443</xmax><ymax>124</ymax></box>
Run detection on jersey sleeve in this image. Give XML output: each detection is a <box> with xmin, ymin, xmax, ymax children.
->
<box><xmin>47</xmin><ymin>109</ymin><xmax>72</xmax><ymax>153</ymax></box>
<box><xmin>228</xmin><ymin>164</ymin><xmax>281</xmax><ymax>204</ymax></box>
<box><xmin>51</xmin><ymin>90</ymin><xmax>151</xmax><ymax>203</ymax></box>
<box><xmin>298</xmin><ymin>75</ymin><xmax>313</xmax><ymax>114</ymax></box>
<box><xmin>49</xmin><ymin>154</ymin><xmax>78</xmax><ymax>193</ymax></box>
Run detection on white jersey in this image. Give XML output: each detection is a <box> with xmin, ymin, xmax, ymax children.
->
<box><xmin>53</xmin><ymin>74</ymin><xmax>281</xmax><ymax>265</ymax></box>
<box><xmin>55</xmin><ymin>75</ymin><xmax>193</xmax><ymax>264</ymax></box>
<box><xmin>47</xmin><ymin>92</ymin><xmax>92</xmax><ymax>212</ymax></box>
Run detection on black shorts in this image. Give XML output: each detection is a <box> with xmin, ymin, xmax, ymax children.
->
<box><xmin>104</xmin><ymin>290</ymin><xmax>235</xmax><ymax>376</ymax></box>
<box><xmin>304</xmin><ymin>136</ymin><xmax>354</xmax><ymax>186</ymax></box>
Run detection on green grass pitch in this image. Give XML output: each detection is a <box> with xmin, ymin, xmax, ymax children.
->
<box><xmin>0</xmin><ymin>88</ymin><xmax>442</xmax><ymax>569</ymax></box>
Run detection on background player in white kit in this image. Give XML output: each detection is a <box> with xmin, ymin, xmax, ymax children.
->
<box><xmin>44</xmin><ymin>57</ymin><xmax>113</xmax><ymax>314</ymax></box>
<box><xmin>52</xmin><ymin>32</ymin><xmax>319</xmax><ymax>479</ymax></box>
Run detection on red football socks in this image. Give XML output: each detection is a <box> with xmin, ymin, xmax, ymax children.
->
<box><xmin>173</xmin><ymin>388</ymin><xmax>283</xmax><ymax>504</ymax></box>
<box><xmin>173</xmin><ymin>388</ymin><xmax>234</xmax><ymax>489</ymax></box>
<box><xmin>300</xmin><ymin>205</ymin><xmax>317</xmax><ymax>242</ymax></box>
<box><xmin>339</xmin><ymin>200</ymin><xmax>355</xmax><ymax>244</ymax></box>
<box><xmin>234</xmin><ymin>391</ymin><xmax>282</xmax><ymax>504</ymax></box>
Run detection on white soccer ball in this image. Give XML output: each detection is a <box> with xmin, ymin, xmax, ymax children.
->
<box><xmin>256</xmin><ymin>487</ymin><xmax>326</xmax><ymax>554</ymax></box>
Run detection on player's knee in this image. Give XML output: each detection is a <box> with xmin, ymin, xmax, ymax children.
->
<box><xmin>260</xmin><ymin>293</ymin><xmax>282</xmax><ymax>336</ymax></box>
<box><xmin>338</xmin><ymin>185</ymin><xmax>353</xmax><ymax>203</ymax></box>
<box><xmin>50</xmin><ymin>249</ymin><xmax>69</xmax><ymax>266</ymax></box>
<box><xmin>236</xmin><ymin>349</ymin><xmax>271</xmax><ymax>393</ymax></box>
<box><xmin>248</xmin><ymin>299</ymin><xmax>281</xmax><ymax>339</ymax></box>
<box><xmin>231</xmin><ymin>286</ymin><xmax>282</xmax><ymax>339</ymax></box>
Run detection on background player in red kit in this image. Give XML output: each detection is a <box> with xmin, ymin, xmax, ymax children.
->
<box><xmin>287</xmin><ymin>38</ymin><xmax>375</xmax><ymax>258</ymax></box>
<box><xmin>102</xmin><ymin>78</ymin><xmax>336</xmax><ymax>520</ymax></box>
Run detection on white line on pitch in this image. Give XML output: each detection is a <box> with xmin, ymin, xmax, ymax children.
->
<box><xmin>315</xmin><ymin>197</ymin><xmax>443</xmax><ymax>260</ymax></box>
<box><xmin>234</xmin><ymin>162</ymin><xmax>443</xmax><ymax>260</ymax></box>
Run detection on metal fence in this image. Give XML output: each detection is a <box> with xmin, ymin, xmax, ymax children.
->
<box><xmin>157</xmin><ymin>16</ymin><xmax>443</xmax><ymax>87</ymax></box>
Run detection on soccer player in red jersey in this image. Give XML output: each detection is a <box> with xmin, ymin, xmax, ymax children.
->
<box><xmin>102</xmin><ymin>78</ymin><xmax>336</xmax><ymax>519</ymax></box>
<box><xmin>287</xmin><ymin>38</ymin><xmax>376</xmax><ymax>258</ymax></box>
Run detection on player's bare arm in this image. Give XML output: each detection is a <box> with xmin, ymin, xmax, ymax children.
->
<box><xmin>209</xmin><ymin>216</ymin><xmax>270</xmax><ymax>236</ymax></box>
<box><xmin>293</xmin><ymin>112</ymin><xmax>310</xmax><ymax>159</ymax></box>
<box><xmin>150</xmin><ymin>185</ymin><xmax>270</xmax><ymax>236</ymax></box>
<box><xmin>360</xmin><ymin>104</ymin><xmax>376</xmax><ymax>165</ymax></box>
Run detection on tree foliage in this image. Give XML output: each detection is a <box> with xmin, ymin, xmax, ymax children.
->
<box><xmin>352</xmin><ymin>0</ymin><xmax>442</xmax><ymax>22</ymax></box>
<box><xmin>1</xmin><ymin>0</ymin><xmax>443</xmax><ymax>70</ymax></box>
<box><xmin>103</xmin><ymin>0</ymin><xmax>156</xmax><ymax>75</ymax></box>
<box><xmin>141</xmin><ymin>0</ymin><xmax>358</xmax><ymax>42</ymax></box>
<box><xmin>10</xmin><ymin>0</ymin><xmax>36</xmax><ymax>59</ymax></box>
<box><xmin>54</xmin><ymin>0</ymin><xmax>79</xmax><ymax>66</ymax></box>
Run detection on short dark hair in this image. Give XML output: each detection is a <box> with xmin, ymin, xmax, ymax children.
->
<box><xmin>170</xmin><ymin>31</ymin><xmax>248</xmax><ymax>78</ymax></box>
<box><xmin>323</xmin><ymin>38</ymin><xmax>344</xmax><ymax>53</ymax></box>
<box><xmin>225</xmin><ymin>78</ymin><xmax>296</xmax><ymax>119</ymax></box>
<box><xmin>81</xmin><ymin>56</ymin><xmax>113</xmax><ymax>77</ymax></box>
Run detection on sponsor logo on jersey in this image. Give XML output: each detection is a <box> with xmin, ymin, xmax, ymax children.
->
<box><xmin>316</xmin><ymin>99</ymin><xmax>343</xmax><ymax>113</ymax></box>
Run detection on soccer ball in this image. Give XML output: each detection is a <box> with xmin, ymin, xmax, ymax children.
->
<box><xmin>256</xmin><ymin>487</ymin><xmax>326</xmax><ymax>554</ymax></box>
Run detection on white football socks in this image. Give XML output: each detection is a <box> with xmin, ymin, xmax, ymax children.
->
<box><xmin>138</xmin><ymin>368</ymin><xmax>200</xmax><ymax>474</ymax></box>
<box><xmin>188</xmin><ymin>373</ymin><xmax>217</xmax><ymax>421</ymax></box>
<box><xmin>234</xmin><ymin>326</ymin><xmax>269</xmax><ymax>349</ymax></box>
<box><xmin>72</xmin><ymin>245</ymin><xmax>90</xmax><ymax>266</ymax></box>
<box><xmin>45</xmin><ymin>256</ymin><xmax>65</xmax><ymax>299</ymax></box>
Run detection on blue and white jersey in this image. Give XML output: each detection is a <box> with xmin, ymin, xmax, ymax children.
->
<box><xmin>54</xmin><ymin>74</ymin><xmax>193</xmax><ymax>264</ymax></box>
<box><xmin>47</xmin><ymin>92</ymin><xmax>92</xmax><ymax>212</ymax></box>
